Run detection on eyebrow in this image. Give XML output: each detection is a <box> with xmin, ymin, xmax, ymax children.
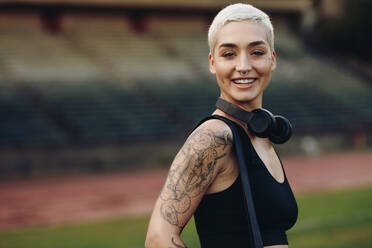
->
<box><xmin>218</xmin><ymin>40</ymin><xmax>266</xmax><ymax>49</ymax></box>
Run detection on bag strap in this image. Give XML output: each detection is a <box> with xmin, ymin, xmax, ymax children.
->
<box><xmin>194</xmin><ymin>115</ymin><xmax>264</xmax><ymax>248</ymax></box>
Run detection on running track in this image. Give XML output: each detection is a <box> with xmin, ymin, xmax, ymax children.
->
<box><xmin>0</xmin><ymin>151</ymin><xmax>371</xmax><ymax>230</ymax></box>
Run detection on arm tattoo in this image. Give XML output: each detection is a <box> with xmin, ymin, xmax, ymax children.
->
<box><xmin>160</xmin><ymin>127</ymin><xmax>232</xmax><ymax>227</ymax></box>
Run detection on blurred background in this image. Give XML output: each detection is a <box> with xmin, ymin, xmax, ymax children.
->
<box><xmin>0</xmin><ymin>0</ymin><xmax>371</xmax><ymax>247</ymax></box>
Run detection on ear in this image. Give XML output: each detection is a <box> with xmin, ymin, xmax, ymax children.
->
<box><xmin>270</xmin><ymin>49</ymin><xmax>277</xmax><ymax>71</ymax></box>
<box><xmin>209</xmin><ymin>53</ymin><xmax>216</xmax><ymax>74</ymax></box>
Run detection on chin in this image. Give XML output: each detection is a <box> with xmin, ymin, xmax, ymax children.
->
<box><xmin>231</xmin><ymin>93</ymin><xmax>259</xmax><ymax>104</ymax></box>
<box><xmin>231</xmin><ymin>86</ymin><xmax>262</xmax><ymax>101</ymax></box>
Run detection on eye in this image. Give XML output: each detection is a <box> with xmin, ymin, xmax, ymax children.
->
<box><xmin>222</xmin><ymin>51</ymin><xmax>235</xmax><ymax>57</ymax></box>
<box><xmin>252</xmin><ymin>50</ymin><xmax>265</xmax><ymax>56</ymax></box>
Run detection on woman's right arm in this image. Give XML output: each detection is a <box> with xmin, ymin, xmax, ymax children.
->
<box><xmin>145</xmin><ymin>120</ymin><xmax>233</xmax><ymax>247</ymax></box>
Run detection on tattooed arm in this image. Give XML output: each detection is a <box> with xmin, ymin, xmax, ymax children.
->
<box><xmin>145</xmin><ymin>120</ymin><xmax>233</xmax><ymax>248</ymax></box>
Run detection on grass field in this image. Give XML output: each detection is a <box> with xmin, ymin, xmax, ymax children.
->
<box><xmin>1</xmin><ymin>186</ymin><xmax>372</xmax><ymax>248</ymax></box>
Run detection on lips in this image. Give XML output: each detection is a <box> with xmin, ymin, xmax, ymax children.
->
<box><xmin>232</xmin><ymin>78</ymin><xmax>256</xmax><ymax>84</ymax></box>
<box><xmin>231</xmin><ymin>78</ymin><xmax>257</xmax><ymax>89</ymax></box>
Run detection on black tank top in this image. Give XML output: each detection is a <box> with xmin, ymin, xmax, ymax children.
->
<box><xmin>194</xmin><ymin>117</ymin><xmax>298</xmax><ymax>247</ymax></box>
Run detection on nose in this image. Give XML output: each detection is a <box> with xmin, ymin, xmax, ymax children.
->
<box><xmin>236</xmin><ymin>53</ymin><xmax>252</xmax><ymax>73</ymax></box>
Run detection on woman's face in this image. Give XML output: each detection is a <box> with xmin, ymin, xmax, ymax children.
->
<box><xmin>209</xmin><ymin>21</ymin><xmax>276</xmax><ymax>110</ymax></box>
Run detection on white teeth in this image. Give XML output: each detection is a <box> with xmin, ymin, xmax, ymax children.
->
<box><xmin>234</xmin><ymin>79</ymin><xmax>255</xmax><ymax>84</ymax></box>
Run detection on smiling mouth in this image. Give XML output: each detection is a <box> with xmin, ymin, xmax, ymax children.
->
<box><xmin>232</xmin><ymin>78</ymin><xmax>256</xmax><ymax>84</ymax></box>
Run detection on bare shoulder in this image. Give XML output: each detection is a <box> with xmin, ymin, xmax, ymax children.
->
<box><xmin>189</xmin><ymin>118</ymin><xmax>234</xmax><ymax>146</ymax></box>
<box><xmin>183</xmin><ymin>118</ymin><xmax>234</xmax><ymax>176</ymax></box>
<box><xmin>157</xmin><ymin>118</ymin><xmax>233</xmax><ymax>229</ymax></box>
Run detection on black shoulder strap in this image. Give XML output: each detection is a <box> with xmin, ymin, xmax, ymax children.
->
<box><xmin>194</xmin><ymin>115</ymin><xmax>264</xmax><ymax>248</ymax></box>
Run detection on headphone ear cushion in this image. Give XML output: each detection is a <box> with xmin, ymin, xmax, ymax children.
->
<box><xmin>248</xmin><ymin>109</ymin><xmax>274</xmax><ymax>138</ymax></box>
<box><xmin>269</xmin><ymin>116</ymin><xmax>292</xmax><ymax>144</ymax></box>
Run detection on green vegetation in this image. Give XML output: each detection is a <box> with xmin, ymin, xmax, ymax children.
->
<box><xmin>1</xmin><ymin>187</ymin><xmax>372</xmax><ymax>248</ymax></box>
<box><xmin>287</xmin><ymin>187</ymin><xmax>372</xmax><ymax>248</ymax></box>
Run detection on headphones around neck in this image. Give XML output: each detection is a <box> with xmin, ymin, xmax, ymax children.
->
<box><xmin>215</xmin><ymin>98</ymin><xmax>292</xmax><ymax>144</ymax></box>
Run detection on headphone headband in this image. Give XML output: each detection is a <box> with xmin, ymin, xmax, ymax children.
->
<box><xmin>215</xmin><ymin>98</ymin><xmax>254</xmax><ymax>123</ymax></box>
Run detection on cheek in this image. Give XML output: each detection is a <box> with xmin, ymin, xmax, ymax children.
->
<box><xmin>252</xmin><ymin>58</ymin><xmax>273</xmax><ymax>74</ymax></box>
<box><xmin>215</xmin><ymin>61</ymin><xmax>233</xmax><ymax>77</ymax></box>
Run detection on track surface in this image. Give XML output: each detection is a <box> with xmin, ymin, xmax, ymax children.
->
<box><xmin>0</xmin><ymin>151</ymin><xmax>371</xmax><ymax>230</ymax></box>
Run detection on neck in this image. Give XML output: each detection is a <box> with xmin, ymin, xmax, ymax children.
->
<box><xmin>219</xmin><ymin>95</ymin><xmax>262</xmax><ymax>112</ymax></box>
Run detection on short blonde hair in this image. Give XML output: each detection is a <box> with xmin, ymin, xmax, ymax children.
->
<box><xmin>208</xmin><ymin>3</ymin><xmax>274</xmax><ymax>54</ymax></box>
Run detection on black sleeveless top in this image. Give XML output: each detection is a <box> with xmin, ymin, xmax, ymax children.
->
<box><xmin>194</xmin><ymin>116</ymin><xmax>298</xmax><ymax>247</ymax></box>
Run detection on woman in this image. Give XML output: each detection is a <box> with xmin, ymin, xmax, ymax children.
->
<box><xmin>146</xmin><ymin>3</ymin><xmax>298</xmax><ymax>248</ymax></box>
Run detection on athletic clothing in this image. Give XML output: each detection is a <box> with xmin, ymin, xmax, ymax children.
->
<box><xmin>194</xmin><ymin>116</ymin><xmax>298</xmax><ymax>247</ymax></box>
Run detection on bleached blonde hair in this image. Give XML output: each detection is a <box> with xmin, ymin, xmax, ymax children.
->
<box><xmin>208</xmin><ymin>3</ymin><xmax>274</xmax><ymax>54</ymax></box>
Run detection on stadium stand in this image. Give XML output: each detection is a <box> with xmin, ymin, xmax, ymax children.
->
<box><xmin>147</xmin><ymin>16</ymin><xmax>211</xmax><ymax>79</ymax></box>
<box><xmin>0</xmin><ymin>83</ymin><xmax>66</xmax><ymax>145</ymax></box>
<box><xmin>268</xmin><ymin>25</ymin><xmax>372</xmax><ymax>133</ymax></box>
<box><xmin>0</xmin><ymin>13</ymin><xmax>105</xmax><ymax>84</ymax></box>
<box><xmin>62</xmin><ymin>14</ymin><xmax>198</xmax><ymax>82</ymax></box>
<box><xmin>0</xmin><ymin>2</ymin><xmax>371</xmax><ymax>177</ymax></box>
<box><xmin>0</xmin><ymin>11</ymin><xmax>371</xmax><ymax>146</ymax></box>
